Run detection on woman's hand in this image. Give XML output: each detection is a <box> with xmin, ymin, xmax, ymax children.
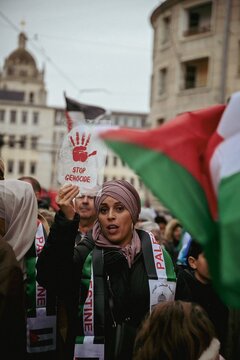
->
<box><xmin>56</xmin><ymin>184</ymin><xmax>79</xmax><ymax>220</ymax></box>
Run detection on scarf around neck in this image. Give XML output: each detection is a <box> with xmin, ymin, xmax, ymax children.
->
<box><xmin>93</xmin><ymin>221</ymin><xmax>141</xmax><ymax>268</ymax></box>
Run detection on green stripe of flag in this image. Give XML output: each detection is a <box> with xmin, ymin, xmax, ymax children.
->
<box><xmin>105</xmin><ymin>140</ymin><xmax>217</xmax><ymax>246</ymax></box>
<box><xmin>162</xmin><ymin>247</ymin><xmax>176</xmax><ymax>282</ymax></box>
<box><xmin>25</xmin><ymin>255</ymin><xmax>37</xmax><ymax>317</ymax></box>
<box><xmin>218</xmin><ymin>172</ymin><xmax>240</xmax><ymax>307</ymax></box>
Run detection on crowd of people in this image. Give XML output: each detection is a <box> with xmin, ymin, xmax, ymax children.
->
<box><xmin>0</xmin><ymin>156</ymin><xmax>239</xmax><ymax>359</ymax></box>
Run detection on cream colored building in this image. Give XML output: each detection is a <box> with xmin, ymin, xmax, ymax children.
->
<box><xmin>51</xmin><ymin>109</ymin><xmax>149</xmax><ymax>202</ymax></box>
<box><xmin>0</xmin><ymin>32</ymin><xmax>153</xmax><ymax>205</ymax></box>
<box><xmin>0</xmin><ymin>32</ymin><xmax>55</xmax><ymax>189</ymax></box>
<box><xmin>149</xmin><ymin>0</ymin><xmax>240</xmax><ymax>126</ymax></box>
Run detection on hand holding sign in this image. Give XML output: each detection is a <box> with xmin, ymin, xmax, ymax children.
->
<box><xmin>58</xmin><ymin>124</ymin><xmax>107</xmax><ymax>195</ymax></box>
<box><xmin>56</xmin><ymin>184</ymin><xmax>79</xmax><ymax>220</ymax></box>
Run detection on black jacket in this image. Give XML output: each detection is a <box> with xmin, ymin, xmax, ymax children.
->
<box><xmin>175</xmin><ymin>268</ymin><xmax>229</xmax><ymax>357</ymax></box>
<box><xmin>36</xmin><ymin>211</ymin><xmax>155</xmax><ymax>360</ymax></box>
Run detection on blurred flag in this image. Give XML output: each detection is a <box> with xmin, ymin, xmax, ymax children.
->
<box><xmin>97</xmin><ymin>91</ymin><xmax>240</xmax><ymax>307</ymax></box>
<box><xmin>64</xmin><ymin>93</ymin><xmax>107</xmax><ymax>132</ymax></box>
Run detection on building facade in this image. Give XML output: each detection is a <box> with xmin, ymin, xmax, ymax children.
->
<box><xmin>149</xmin><ymin>0</ymin><xmax>240</xmax><ymax>126</ymax></box>
<box><xmin>0</xmin><ymin>32</ymin><xmax>153</xmax><ymax>205</ymax></box>
<box><xmin>0</xmin><ymin>32</ymin><xmax>55</xmax><ymax>189</ymax></box>
<box><xmin>51</xmin><ymin>108</ymin><xmax>149</xmax><ymax>201</ymax></box>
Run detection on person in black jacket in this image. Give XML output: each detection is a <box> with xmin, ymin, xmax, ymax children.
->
<box><xmin>175</xmin><ymin>239</ymin><xmax>229</xmax><ymax>358</ymax></box>
<box><xmin>36</xmin><ymin>180</ymin><xmax>176</xmax><ymax>360</ymax></box>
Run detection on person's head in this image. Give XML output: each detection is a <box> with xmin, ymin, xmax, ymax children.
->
<box><xmin>18</xmin><ymin>176</ymin><xmax>41</xmax><ymax>198</ymax></box>
<box><xmin>0</xmin><ymin>158</ymin><xmax>5</xmax><ymax>180</ymax></box>
<box><xmin>94</xmin><ymin>180</ymin><xmax>141</xmax><ymax>247</ymax></box>
<box><xmin>133</xmin><ymin>300</ymin><xmax>220</xmax><ymax>360</ymax></box>
<box><xmin>155</xmin><ymin>214</ymin><xmax>167</xmax><ymax>235</ymax></box>
<box><xmin>164</xmin><ymin>218</ymin><xmax>182</xmax><ymax>245</ymax></box>
<box><xmin>138</xmin><ymin>207</ymin><xmax>155</xmax><ymax>223</ymax></box>
<box><xmin>187</xmin><ymin>239</ymin><xmax>210</xmax><ymax>284</ymax></box>
<box><xmin>136</xmin><ymin>220</ymin><xmax>163</xmax><ymax>245</ymax></box>
<box><xmin>38</xmin><ymin>208</ymin><xmax>55</xmax><ymax>228</ymax></box>
<box><xmin>74</xmin><ymin>193</ymin><xmax>97</xmax><ymax>225</ymax></box>
<box><xmin>18</xmin><ymin>176</ymin><xmax>51</xmax><ymax>209</ymax></box>
<box><xmin>0</xmin><ymin>179</ymin><xmax>38</xmax><ymax>268</ymax></box>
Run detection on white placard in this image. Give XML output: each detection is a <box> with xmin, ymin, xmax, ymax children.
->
<box><xmin>58</xmin><ymin>124</ymin><xmax>108</xmax><ymax>195</ymax></box>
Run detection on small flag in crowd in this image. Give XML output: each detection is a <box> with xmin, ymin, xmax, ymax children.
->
<box><xmin>29</xmin><ymin>327</ymin><xmax>54</xmax><ymax>348</ymax></box>
<box><xmin>97</xmin><ymin>91</ymin><xmax>240</xmax><ymax>308</ymax></box>
<box><xmin>64</xmin><ymin>93</ymin><xmax>107</xmax><ymax>132</ymax></box>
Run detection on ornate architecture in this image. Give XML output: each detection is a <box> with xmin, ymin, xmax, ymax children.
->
<box><xmin>0</xmin><ymin>32</ymin><xmax>54</xmax><ymax>189</ymax></box>
<box><xmin>0</xmin><ymin>32</ymin><xmax>155</xmax><ymax>207</ymax></box>
<box><xmin>0</xmin><ymin>32</ymin><xmax>47</xmax><ymax>105</ymax></box>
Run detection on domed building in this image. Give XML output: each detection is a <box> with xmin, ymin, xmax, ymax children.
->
<box><xmin>0</xmin><ymin>32</ymin><xmax>47</xmax><ymax>105</ymax></box>
<box><xmin>0</xmin><ymin>32</ymin><xmax>54</xmax><ymax>189</ymax></box>
<box><xmin>0</xmin><ymin>32</ymin><xmax>151</xmax><ymax>208</ymax></box>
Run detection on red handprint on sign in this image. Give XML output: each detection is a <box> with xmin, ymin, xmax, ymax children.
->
<box><xmin>69</xmin><ymin>131</ymin><xmax>97</xmax><ymax>162</ymax></box>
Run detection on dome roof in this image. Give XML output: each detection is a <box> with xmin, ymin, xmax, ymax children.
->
<box><xmin>5</xmin><ymin>32</ymin><xmax>37</xmax><ymax>68</ymax></box>
<box><xmin>7</xmin><ymin>48</ymin><xmax>36</xmax><ymax>67</ymax></box>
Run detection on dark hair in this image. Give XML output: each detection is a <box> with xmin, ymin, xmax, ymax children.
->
<box><xmin>187</xmin><ymin>239</ymin><xmax>203</xmax><ymax>260</ymax></box>
<box><xmin>155</xmin><ymin>215</ymin><xmax>167</xmax><ymax>225</ymax></box>
<box><xmin>133</xmin><ymin>300</ymin><xmax>216</xmax><ymax>360</ymax></box>
<box><xmin>18</xmin><ymin>176</ymin><xmax>41</xmax><ymax>193</ymax></box>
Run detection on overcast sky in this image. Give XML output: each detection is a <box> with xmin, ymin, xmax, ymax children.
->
<box><xmin>0</xmin><ymin>0</ymin><xmax>161</xmax><ymax>113</ymax></box>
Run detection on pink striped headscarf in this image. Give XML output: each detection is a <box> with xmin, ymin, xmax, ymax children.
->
<box><xmin>92</xmin><ymin>180</ymin><xmax>142</xmax><ymax>266</ymax></box>
<box><xmin>94</xmin><ymin>180</ymin><xmax>141</xmax><ymax>224</ymax></box>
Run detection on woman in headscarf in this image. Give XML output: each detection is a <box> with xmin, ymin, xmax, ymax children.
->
<box><xmin>0</xmin><ymin>179</ymin><xmax>38</xmax><ymax>272</ymax></box>
<box><xmin>37</xmin><ymin>180</ymin><xmax>176</xmax><ymax>360</ymax></box>
<box><xmin>0</xmin><ymin>179</ymin><xmax>38</xmax><ymax>357</ymax></box>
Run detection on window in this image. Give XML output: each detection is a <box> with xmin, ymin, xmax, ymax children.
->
<box><xmin>55</xmin><ymin>110</ymin><xmax>65</xmax><ymax>126</ymax></box>
<box><xmin>158</xmin><ymin>68</ymin><xmax>167</xmax><ymax>95</ymax></box>
<box><xmin>29</xmin><ymin>92</ymin><xmax>34</xmax><ymax>103</ymax></box>
<box><xmin>0</xmin><ymin>110</ymin><xmax>5</xmax><ymax>122</ymax></box>
<box><xmin>113</xmin><ymin>156</ymin><xmax>118</xmax><ymax>166</ymax></box>
<box><xmin>7</xmin><ymin>160</ymin><xmax>14</xmax><ymax>173</ymax></box>
<box><xmin>186</xmin><ymin>65</ymin><xmax>197</xmax><ymax>88</ymax></box>
<box><xmin>22</xmin><ymin>111</ymin><xmax>27</xmax><ymax>124</ymax></box>
<box><xmin>33</xmin><ymin>112</ymin><xmax>39</xmax><ymax>125</ymax></box>
<box><xmin>19</xmin><ymin>135</ymin><xmax>26</xmax><ymax>149</ymax></box>
<box><xmin>9</xmin><ymin>135</ymin><xmax>16</xmax><ymax>148</ymax></box>
<box><xmin>184</xmin><ymin>2</ymin><xmax>212</xmax><ymax>36</ymax></box>
<box><xmin>18</xmin><ymin>161</ymin><xmax>25</xmax><ymax>175</ymax></box>
<box><xmin>30</xmin><ymin>161</ymin><xmax>36</xmax><ymax>175</ymax></box>
<box><xmin>130</xmin><ymin>177</ymin><xmax>135</xmax><ymax>186</ymax></box>
<box><xmin>183</xmin><ymin>58</ymin><xmax>209</xmax><ymax>89</ymax></box>
<box><xmin>31</xmin><ymin>136</ymin><xmax>38</xmax><ymax>150</ymax></box>
<box><xmin>105</xmin><ymin>155</ymin><xmax>109</xmax><ymax>166</ymax></box>
<box><xmin>157</xmin><ymin>118</ymin><xmax>165</xmax><ymax>126</ymax></box>
<box><xmin>162</xmin><ymin>16</ymin><xmax>170</xmax><ymax>44</ymax></box>
<box><xmin>10</xmin><ymin>110</ymin><xmax>17</xmax><ymax>124</ymax></box>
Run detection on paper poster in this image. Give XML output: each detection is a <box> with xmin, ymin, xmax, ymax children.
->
<box><xmin>58</xmin><ymin>124</ymin><xmax>108</xmax><ymax>195</ymax></box>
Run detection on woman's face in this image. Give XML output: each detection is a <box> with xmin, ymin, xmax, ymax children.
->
<box><xmin>98</xmin><ymin>196</ymin><xmax>133</xmax><ymax>247</ymax></box>
<box><xmin>173</xmin><ymin>225</ymin><xmax>182</xmax><ymax>242</ymax></box>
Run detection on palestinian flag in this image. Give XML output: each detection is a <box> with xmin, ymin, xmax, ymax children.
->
<box><xmin>98</xmin><ymin>91</ymin><xmax>240</xmax><ymax>307</ymax></box>
<box><xmin>64</xmin><ymin>93</ymin><xmax>107</xmax><ymax>132</ymax></box>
